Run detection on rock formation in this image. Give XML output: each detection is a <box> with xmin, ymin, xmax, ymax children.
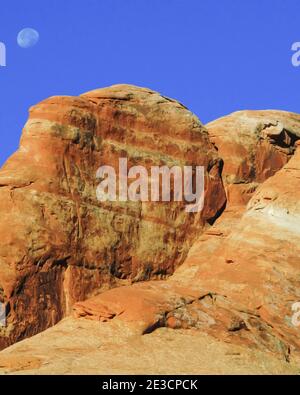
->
<box><xmin>0</xmin><ymin>84</ymin><xmax>225</xmax><ymax>349</ymax></box>
<box><xmin>0</xmin><ymin>86</ymin><xmax>300</xmax><ymax>374</ymax></box>
<box><xmin>206</xmin><ymin>110</ymin><xmax>300</xmax><ymax>206</ymax></box>
<box><xmin>72</xmin><ymin>110</ymin><xmax>300</xmax><ymax>361</ymax></box>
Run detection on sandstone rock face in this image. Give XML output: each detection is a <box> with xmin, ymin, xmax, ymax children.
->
<box><xmin>206</xmin><ymin>110</ymin><xmax>300</xmax><ymax>206</ymax></box>
<box><xmin>0</xmin><ymin>85</ymin><xmax>225</xmax><ymax>349</ymax></box>
<box><xmin>1</xmin><ymin>317</ymin><xmax>299</xmax><ymax>375</ymax></box>
<box><xmin>72</xmin><ymin>113</ymin><xmax>300</xmax><ymax>362</ymax></box>
<box><xmin>181</xmin><ymin>144</ymin><xmax>300</xmax><ymax>359</ymax></box>
<box><xmin>1</xmin><ymin>86</ymin><xmax>300</xmax><ymax>373</ymax></box>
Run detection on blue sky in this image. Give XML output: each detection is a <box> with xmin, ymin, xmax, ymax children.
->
<box><xmin>0</xmin><ymin>0</ymin><xmax>300</xmax><ymax>165</ymax></box>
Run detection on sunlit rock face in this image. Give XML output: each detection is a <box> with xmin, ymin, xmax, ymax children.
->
<box><xmin>0</xmin><ymin>84</ymin><xmax>226</xmax><ymax>349</ymax></box>
<box><xmin>72</xmin><ymin>112</ymin><xmax>300</xmax><ymax>362</ymax></box>
<box><xmin>1</xmin><ymin>85</ymin><xmax>300</xmax><ymax>368</ymax></box>
<box><xmin>206</xmin><ymin>110</ymin><xmax>300</xmax><ymax>206</ymax></box>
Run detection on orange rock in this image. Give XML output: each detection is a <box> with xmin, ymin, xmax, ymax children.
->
<box><xmin>0</xmin><ymin>84</ymin><xmax>225</xmax><ymax>349</ymax></box>
<box><xmin>72</xmin><ymin>113</ymin><xmax>300</xmax><ymax>361</ymax></box>
<box><xmin>206</xmin><ymin>110</ymin><xmax>300</xmax><ymax>206</ymax></box>
<box><xmin>1</xmin><ymin>86</ymin><xmax>300</xmax><ymax>364</ymax></box>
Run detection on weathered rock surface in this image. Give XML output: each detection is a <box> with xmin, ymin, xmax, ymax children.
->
<box><xmin>0</xmin><ymin>86</ymin><xmax>300</xmax><ymax>374</ymax></box>
<box><xmin>72</xmin><ymin>112</ymin><xmax>300</xmax><ymax>362</ymax></box>
<box><xmin>206</xmin><ymin>110</ymin><xmax>300</xmax><ymax>206</ymax></box>
<box><xmin>0</xmin><ymin>84</ymin><xmax>226</xmax><ymax>349</ymax></box>
<box><xmin>0</xmin><ymin>317</ymin><xmax>299</xmax><ymax>375</ymax></box>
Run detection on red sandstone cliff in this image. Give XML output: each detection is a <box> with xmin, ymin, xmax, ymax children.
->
<box><xmin>0</xmin><ymin>84</ymin><xmax>225</xmax><ymax>349</ymax></box>
<box><xmin>0</xmin><ymin>86</ymin><xmax>299</xmax><ymax>374</ymax></box>
<box><xmin>73</xmin><ymin>109</ymin><xmax>300</xmax><ymax>361</ymax></box>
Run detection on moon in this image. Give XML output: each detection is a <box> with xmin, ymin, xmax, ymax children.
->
<box><xmin>17</xmin><ymin>28</ymin><xmax>39</xmax><ymax>48</ymax></box>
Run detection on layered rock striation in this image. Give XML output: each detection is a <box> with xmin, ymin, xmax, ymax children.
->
<box><xmin>0</xmin><ymin>85</ymin><xmax>225</xmax><ymax>349</ymax></box>
<box><xmin>73</xmin><ymin>111</ymin><xmax>300</xmax><ymax>361</ymax></box>
<box><xmin>206</xmin><ymin>110</ymin><xmax>300</xmax><ymax>206</ymax></box>
<box><xmin>0</xmin><ymin>85</ymin><xmax>300</xmax><ymax>369</ymax></box>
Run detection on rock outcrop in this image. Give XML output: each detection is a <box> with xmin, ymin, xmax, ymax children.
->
<box><xmin>0</xmin><ymin>84</ymin><xmax>226</xmax><ymax>349</ymax></box>
<box><xmin>206</xmin><ymin>110</ymin><xmax>300</xmax><ymax>206</ymax></box>
<box><xmin>1</xmin><ymin>316</ymin><xmax>299</xmax><ymax>375</ymax></box>
<box><xmin>0</xmin><ymin>85</ymin><xmax>300</xmax><ymax>373</ymax></box>
<box><xmin>72</xmin><ymin>111</ymin><xmax>300</xmax><ymax>362</ymax></box>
